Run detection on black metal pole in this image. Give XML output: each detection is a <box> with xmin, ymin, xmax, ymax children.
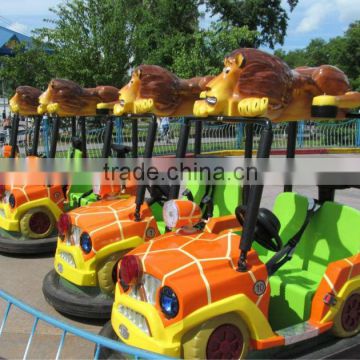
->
<box><xmin>134</xmin><ymin>115</ymin><xmax>158</xmax><ymax>220</ymax></box>
<box><xmin>284</xmin><ymin>122</ymin><xmax>298</xmax><ymax>192</ymax></box>
<box><xmin>194</xmin><ymin>120</ymin><xmax>202</xmax><ymax>155</ymax></box>
<box><xmin>10</xmin><ymin>114</ymin><xmax>20</xmax><ymax>158</ymax></box>
<box><xmin>132</xmin><ymin>118</ymin><xmax>138</xmax><ymax>158</ymax></box>
<box><xmin>238</xmin><ymin>121</ymin><xmax>273</xmax><ymax>272</ymax></box>
<box><xmin>80</xmin><ymin>117</ymin><xmax>87</xmax><ymax>158</ymax></box>
<box><xmin>102</xmin><ymin>117</ymin><xmax>114</xmax><ymax>158</ymax></box>
<box><xmin>243</xmin><ymin>123</ymin><xmax>254</xmax><ymax>205</ymax></box>
<box><xmin>49</xmin><ymin>117</ymin><xmax>61</xmax><ymax>158</ymax></box>
<box><xmin>71</xmin><ymin>117</ymin><xmax>77</xmax><ymax>138</ymax></box>
<box><xmin>31</xmin><ymin>116</ymin><xmax>41</xmax><ymax>156</ymax></box>
<box><xmin>168</xmin><ymin>118</ymin><xmax>192</xmax><ymax>200</ymax></box>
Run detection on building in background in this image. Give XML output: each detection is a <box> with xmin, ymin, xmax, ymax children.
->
<box><xmin>0</xmin><ymin>26</ymin><xmax>32</xmax><ymax>115</ymax></box>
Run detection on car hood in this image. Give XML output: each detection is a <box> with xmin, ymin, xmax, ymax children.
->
<box><xmin>129</xmin><ymin>231</ymin><xmax>269</xmax><ymax>319</ymax></box>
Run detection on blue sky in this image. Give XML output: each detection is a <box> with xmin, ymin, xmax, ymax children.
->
<box><xmin>1</xmin><ymin>0</ymin><xmax>359</xmax><ymax>52</ymax></box>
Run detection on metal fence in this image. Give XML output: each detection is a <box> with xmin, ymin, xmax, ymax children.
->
<box><xmin>0</xmin><ymin>289</ymin><xmax>172</xmax><ymax>360</ymax></box>
<box><xmin>2</xmin><ymin>117</ymin><xmax>360</xmax><ymax>158</ymax></box>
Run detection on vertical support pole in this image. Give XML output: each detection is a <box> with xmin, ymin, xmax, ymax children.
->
<box><xmin>43</xmin><ymin>116</ymin><xmax>50</xmax><ymax>157</ymax></box>
<box><xmin>134</xmin><ymin>116</ymin><xmax>158</xmax><ymax>221</ymax></box>
<box><xmin>80</xmin><ymin>117</ymin><xmax>87</xmax><ymax>158</ymax></box>
<box><xmin>242</xmin><ymin>123</ymin><xmax>254</xmax><ymax>205</ymax></box>
<box><xmin>356</xmin><ymin>119</ymin><xmax>360</xmax><ymax>147</ymax></box>
<box><xmin>236</xmin><ymin>123</ymin><xmax>243</xmax><ymax>149</ymax></box>
<box><xmin>168</xmin><ymin>118</ymin><xmax>192</xmax><ymax>200</ymax></box>
<box><xmin>284</xmin><ymin>122</ymin><xmax>298</xmax><ymax>192</ymax></box>
<box><xmin>194</xmin><ymin>120</ymin><xmax>202</xmax><ymax>155</ymax></box>
<box><xmin>71</xmin><ymin>117</ymin><xmax>76</xmax><ymax>138</ymax></box>
<box><xmin>132</xmin><ymin>118</ymin><xmax>138</xmax><ymax>158</ymax></box>
<box><xmin>31</xmin><ymin>116</ymin><xmax>41</xmax><ymax>156</ymax></box>
<box><xmin>238</xmin><ymin>121</ymin><xmax>273</xmax><ymax>272</ymax></box>
<box><xmin>115</xmin><ymin>117</ymin><xmax>123</xmax><ymax>145</ymax></box>
<box><xmin>49</xmin><ymin>117</ymin><xmax>61</xmax><ymax>158</ymax></box>
<box><xmin>102</xmin><ymin>117</ymin><xmax>114</xmax><ymax>158</ymax></box>
<box><xmin>10</xmin><ymin>114</ymin><xmax>20</xmax><ymax>158</ymax></box>
<box><xmin>297</xmin><ymin>121</ymin><xmax>304</xmax><ymax>148</ymax></box>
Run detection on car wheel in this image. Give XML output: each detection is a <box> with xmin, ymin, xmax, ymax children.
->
<box><xmin>332</xmin><ymin>290</ymin><xmax>360</xmax><ymax>338</ymax></box>
<box><xmin>182</xmin><ymin>313</ymin><xmax>249</xmax><ymax>359</ymax></box>
<box><xmin>97</xmin><ymin>252</ymin><xmax>129</xmax><ymax>295</ymax></box>
<box><xmin>20</xmin><ymin>207</ymin><xmax>56</xmax><ymax>239</ymax></box>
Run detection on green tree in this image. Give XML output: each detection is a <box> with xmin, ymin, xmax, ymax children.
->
<box><xmin>204</xmin><ymin>0</ymin><xmax>299</xmax><ymax>48</ymax></box>
<box><xmin>35</xmin><ymin>0</ymin><xmax>131</xmax><ymax>87</ymax></box>
<box><xmin>171</xmin><ymin>23</ymin><xmax>258</xmax><ymax>78</ymax></box>
<box><xmin>0</xmin><ymin>41</ymin><xmax>52</xmax><ymax>94</ymax></box>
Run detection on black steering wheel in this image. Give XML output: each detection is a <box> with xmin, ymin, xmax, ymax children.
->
<box><xmin>235</xmin><ymin>205</ymin><xmax>282</xmax><ymax>252</ymax></box>
<box><xmin>146</xmin><ymin>185</ymin><xmax>171</xmax><ymax>205</ymax></box>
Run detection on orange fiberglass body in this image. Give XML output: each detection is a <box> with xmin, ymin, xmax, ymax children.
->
<box><xmin>38</xmin><ymin>79</ymin><xmax>119</xmax><ymax>116</ymax></box>
<box><xmin>9</xmin><ymin>86</ymin><xmax>42</xmax><ymax>116</ymax></box>
<box><xmin>193</xmin><ymin>48</ymin><xmax>360</xmax><ymax>121</ymax></box>
<box><xmin>111</xmin><ymin>193</ymin><xmax>360</xmax><ymax>358</ymax></box>
<box><xmin>114</xmin><ymin>65</ymin><xmax>214</xmax><ymax>116</ymax></box>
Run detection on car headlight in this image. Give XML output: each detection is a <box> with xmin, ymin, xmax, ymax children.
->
<box><xmin>80</xmin><ymin>232</ymin><xmax>92</xmax><ymax>254</ymax></box>
<box><xmin>8</xmin><ymin>194</ymin><xmax>16</xmax><ymax>208</ymax></box>
<box><xmin>71</xmin><ymin>226</ymin><xmax>81</xmax><ymax>246</ymax></box>
<box><xmin>163</xmin><ymin>200</ymin><xmax>202</xmax><ymax>229</ymax></box>
<box><xmin>160</xmin><ymin>286</ymin><xmax>179</xmax><ymax>319</ymax></box>
<box><xmin>143</xmin><ymin>274</ymin><xmax>161</xmax><ymax>306</ymax></box>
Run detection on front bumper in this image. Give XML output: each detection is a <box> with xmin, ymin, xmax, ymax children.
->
<box><xmin>0</xmin><ymin>203</ymin><xmax>19</xmax><ymax>232</ymax></box>
<box><xmin>54</xmin><ymin>240</ymin><xmax>97</xmax><ymax>286</ymax></box>
<box><xmin>111</xmin><ymin>287</ymin><xmax>181</xmax><ymax>358</ymax></box>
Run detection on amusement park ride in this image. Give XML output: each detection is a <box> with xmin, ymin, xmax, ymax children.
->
<box><xmin>1</xmin><ymin>47</ymin><xmax>359</xmax><ymax>359</ymax></box>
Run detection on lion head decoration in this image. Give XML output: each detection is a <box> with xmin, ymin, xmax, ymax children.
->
<box><xmin>194</xmin><ymin>48</ymin><xmax>356</xmax><ymax>121</ymax></box>
<box><xmin>38</xmin><ymin>79</ymin><xmax>119</xmax><ymax>117</ymax></box>
<box><xmin>10</xmin><ymin>86</ymin><xmax>42</xmax><ymax>116</ymax></box>
<box><xmin>114</xmin><ymin>65</ymin><xmax>214</xmax><ymax>116</ymax></box>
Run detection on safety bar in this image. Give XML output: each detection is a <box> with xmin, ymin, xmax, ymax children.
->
<box><xmin>0</xmin><ymin>289</ymin><xmax>174</xmax><ymax>360</ymax></box>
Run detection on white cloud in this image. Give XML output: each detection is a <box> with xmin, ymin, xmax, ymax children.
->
<box><xmin>1</xmin><ymin>0</ymin><xmax>62</xmax><ymax>16</ymax></box>
<box><xmin>8</xmin><ymin>22</ymin><xmax>29</xmax><ymax>35</ymax></box>
<box><xmin>335</xmin><ymin>0</ymin><xmax>360</xmax><ymax>22</ymax></box>
<box><xmin>295</xmin><ymin>1</ymin><xmax>333</xmax><ymax>33</ymax></box>
<box><xmin>295</xmin><ymin>0</ymin><xmax>360</xmax><ymax>34</ymax></box>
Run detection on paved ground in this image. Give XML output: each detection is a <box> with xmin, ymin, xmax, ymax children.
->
<box><xmin>1</xmin><ymin>185</ymin><xmax>360</xmax><ymax>359</ymax></box>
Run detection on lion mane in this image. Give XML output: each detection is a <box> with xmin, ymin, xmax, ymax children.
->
<box><xmin>47</xmin><ymin>79</ymin><xmax>119</xmax><ymax>112</ymax></box>
<box><xmin>15</xmin><ymin>86</ymin><xmax>42</xmax><ymax>109</ymax></box>
<box><xmin>228</xmin><ymin>48</ymin><xmax>294</xmax><ymax>108</ymax></box>
<box><xmin>137</xmin><ymin>65</ymin><xmax>213</xmax><ymax>113</ymax></box>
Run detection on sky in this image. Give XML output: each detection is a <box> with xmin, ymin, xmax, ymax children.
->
<box><xmin>1</xmin><ymin>0</ymin><xmax>360</xmax><ymax>52</ymax></box>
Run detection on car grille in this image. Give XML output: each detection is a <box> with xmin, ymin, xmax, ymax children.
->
<box><xmin>118</xmin><ymin>305</ymin><xmax>150</xmax><ymax>335</ymax></box>
<box><xmin>59</xmin><ymin>251</ymin><xmax>76</xmax><ymax>268</ymax></box>
<box><xmin>128</xmin><ymin>274</ymin><xmax>161</xmax><ymax>305</ymax></box>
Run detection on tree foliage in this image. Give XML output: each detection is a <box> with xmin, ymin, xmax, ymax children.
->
<box><xmin>204</xmin><ymin>0</ymin><xmax>299</xmax><ymax>48</ymax></box>
<box><xmin>275</xmin><ymin>21</ymin><xmax>360</xmax><ymax>90</ymax></box>
<box><xmin>1</xmin><ymin>0</ymin><xmax>297</xmax><ymax>90</ymax></box>
<box><xmin>0</xmin><ymin>41</ymin><xmax>52</xmax><ymax>94</ymax></box>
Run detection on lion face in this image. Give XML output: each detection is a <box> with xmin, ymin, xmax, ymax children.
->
<box><xmin>193</xmin><ymin>53</ymin><xmax>246</xmax><ymax>117</ymax></box>
<box><xmin>38</xmin><ymin>86</ymin><xmax>52</xmax><ymax>114</ymax></box>
<box><xmin>114</xmin><ymin>69</ymin><xmax>142</xmax><ymax>115</ymax></box>
<box><xmin>10</xmin><ymin>86</ymin><xmax>42</xmax><ymax>116</ymax></box>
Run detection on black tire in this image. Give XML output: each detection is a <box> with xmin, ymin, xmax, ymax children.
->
<box><xmin>0</xmin><ymin>233</ymin><xmax>57</xmax><ymax>254</ymax></box>
<box><xmin>42</xmin><ymin>270</ymin><xmax>113</xmax><ymax>319</ymax></box>
<box><xmin>95</xmin><ymin>321</ymin><xmax>126</xmax><ymax>359</ymax></box>
<box><xmin>19</xmin><ymin>207</ymin><xmax>56</xmax><ymax>239</ymax></box>
<box><xmin>311</xmin><ymin>105</ymin><xmax>338</xmax><ymax>118</ymax></box>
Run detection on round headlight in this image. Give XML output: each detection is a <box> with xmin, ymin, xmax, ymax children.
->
<box><xmin>9</xmin><ymin>194</ymin><xmax>16</xmax><ymax>208</ymax></box>
<box><xmin>80</xmin><ymin>232</ymin><xmax>92</xmax><ymax>254</ymax></box>
<box><xmin>160</xmin><ymin>286</ymin><xmax>179</xmax><ymax>319</ymax></box>
<box><xmin>163</xmin><ymin>200</ymin><xmax>179</xmax><ymax>229</ymax></box>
